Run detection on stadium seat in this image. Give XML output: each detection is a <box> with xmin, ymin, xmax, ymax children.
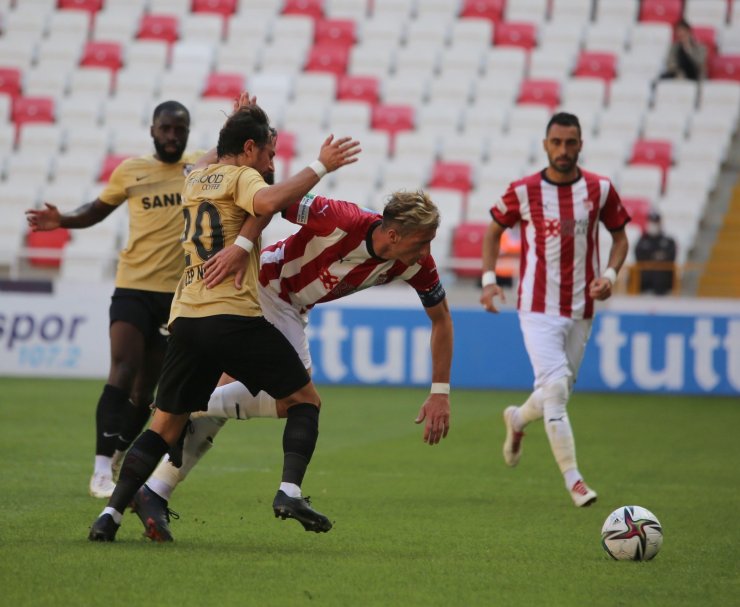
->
<box><xmin>275</xmin><ymin>131</ymin><xmax>297</xmax><ymax>161</ymax></box>
<box><xmin>12</xmin><ymin>97</ymin><xmax>55</xmax><ymax>129</ymax></box>
<box><xmin>460</xmin><ymin>0</ymin><xmax>506</xmax><ymax>24</ymax></box>
<box><xmin>26</xmin><ymin>228</ymin><xmax>71</xmax><ymax>268</ymax></box>
<box><xmin>283</xmin><ymin>0</ymin><xmax>325</xmax><ymax>20</ymax></box>
<box><xmin>314</xmin><ymin>18</ymin><xmax>356</xmax><ymax>47</ymax></box>
<box><xmin>709</xmin><ymin>54</ymin><xmax>740</xmax><ymax>81</ymax></box>
<box><xmin>137</xmin><ymin>14</ymin><xmax>180</xmax><ymax>44</ymax></box>
<box><xmin>98</xmin><ymin>154</ymin><xmax>131</xmax><ymax>182</ymax></box>
<box><xmin>494</xmin><ymin>21</ymin><xmax>538</xmax><ymax>50</ymax></box>
<box><xmin>428</xmin><ymin>161</ymin><xmax>475</xmax><ymax>195</ymax></box>
<box><xmin>620</xmin><ymin>196</ymin><xmax>652</xmax><ymax>231</ymax></box>
<box><xmin>0</xmin><ymin>68</ymin><xmax>22</xmax><ymax>100</ymax></box>
<box><xmin>371</xmin><ymin>104</ymin><xmax>415</xmax><ymax>143</ymax></box>
<box><xmin>517</xmin><ymin>79</ymin><xmax>561</xmax><ymax>109</ymax></box>
<box><xmin>80</xmin><ymin>41</ymin><xmax>124</xmax><ymax>72</ymax></box>
<box><xmin>337</xmin><ymin>75</ymin><xmax>379</xmax><ymax>105</ymax></box>
<box><xmin>450</xmin><ymin>221</ymin><xmax>487</xmax><ymax>278</ymax></box>
<box><xmin>305</xmin><ymin>42</ymin><xmax>350</xmax><ymax>75</ymax></box>
<box><xmin>573</xmin><ymin>51</ymin><xmax>618</xmax><ymax>82</ymax></box>
<box><xmin>58</xmin><ymin>0</ymin><xmax>104</xmax><ymax>12</ymax></box>
<box><xmin>629</xmin><ymin>139</ymin><xmax>673</xmax><ymax>188</ymax></box>
<box><xmin>192</xmin><ymin>0</ymin><xmax>238</xmax><ymax>16</ymax></box>
<box><xmin>326</xmin><ymin>100</ymin><xmax>373</xmax><ymax>133</ymax></box>
<box><xmin>202</xmin><ymin>72</ymin><xmax>245</xmax><ymax>99</ymax></box>
<box><xmin>639</xmin><ymin>0</ymin><xmax>683</xmax><ymax>24</ymax></box>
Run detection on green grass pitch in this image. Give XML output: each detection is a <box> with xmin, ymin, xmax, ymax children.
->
<box><xmin>1</xmin><ymin>377</ymin><xmax>738</xmax><ymax>606</ymax></box>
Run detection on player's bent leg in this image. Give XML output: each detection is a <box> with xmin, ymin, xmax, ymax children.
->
<box><xmin>541</xmin><ymin>376</ymin><xmax>597</xmax><ymax>507</ymax></box>
<box><xmin>207</xmin><ymin>380</ymin><xmax>279</xmax><ymax>420</ymax></box>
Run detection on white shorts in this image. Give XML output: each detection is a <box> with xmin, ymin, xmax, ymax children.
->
<box><xmin>518</xmin><ymin>310</ymin><xmax>592</xmax><ymax>390</ymax></box>
<box><xmin>258</xmin><ymin>284</ymin><xmax>311</xmax><ymax>370</ymax></box>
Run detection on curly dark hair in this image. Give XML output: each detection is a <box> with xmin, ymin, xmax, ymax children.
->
<box><xmin>216</xmin><ymin>104</ymin><xmax>272</xmax><ymax>158</ymax></box>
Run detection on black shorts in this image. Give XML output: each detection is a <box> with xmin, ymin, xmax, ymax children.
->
<box><xmin>155</xmin><ymin>314</ymin><xmax>311</xmax><ymax>415</ymax></box>
<box><xmin>109</xmin><ymin>288</ymin><xmax>173</xmax><ymax>343</ymax></box>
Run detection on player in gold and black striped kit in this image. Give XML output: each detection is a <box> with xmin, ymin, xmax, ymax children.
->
<box><xmin>88</xmin><ymin>98</ymin><xmax>361</xmax><ymax>542</ymax></box>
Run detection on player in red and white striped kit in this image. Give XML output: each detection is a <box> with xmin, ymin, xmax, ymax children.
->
<box><xmin>480</xmin><ymin>112</ymin><xmax>630</xmax><ymax>507</ymax></box>
<box><xmin>132</xmin><ymin>190</ymin><xmax>453</xmax><ymax>539</ymax></box>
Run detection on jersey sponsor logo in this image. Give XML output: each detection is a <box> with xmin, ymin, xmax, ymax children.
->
<box><xmin>142</xmin><ymin>193</ymin><xmax>182</xmax><ymax>209</ymax></box>
<box><xmin>297</xmin><ymin>193</ymin><xmax>315</xmax><ymax>225</ymax></box>
<box><xmin>544</xmin><ymin>218</ymin><xmax>561</xmax><ymax>238</ymax></box>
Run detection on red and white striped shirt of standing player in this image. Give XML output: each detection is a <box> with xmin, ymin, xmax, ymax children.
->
<box><xmin>259</xmin><ymin>194</ymin><xmax>446</xmax><ymax>314</ymax></box>
<box><xmin>491</xmin><ymin>169</ymin><xmax>631</xmax><ymax>320</ymax></box>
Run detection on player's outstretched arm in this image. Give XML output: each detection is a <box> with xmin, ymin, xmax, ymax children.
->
<box><xmin>479</xmin><ymin>221</ymin><xmax>507</xmax><ymax>313</ymax></box>
<box><xmin>25</xmin><ymin>199</ymin><xmax>114</xmax><ymax>231</ymax></box>
<box><xmin>414</xmin><ymin>298</ymin><xmax>452</xmax><ymax>445</ymax></box>
<box><xmin>203</xmin><ymin>213</ymin><xmax>272</xmax><ymax>289</ymax></box>
<box><xmin>252</xmin><ymin>135</ymin><xmax>361</xmax><ymax>217</ymax></box>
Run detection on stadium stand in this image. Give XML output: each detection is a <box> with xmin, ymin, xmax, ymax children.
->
<box><xmin>0</xmin><ymin>0</ymin><xmax>738</xmax><ymax>295</ymax></box>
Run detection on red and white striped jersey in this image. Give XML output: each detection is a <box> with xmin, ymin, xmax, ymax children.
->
<box><xmin>491</xmin><ymin>169</ymin><xmax>630</xmax><ymax>319</ymax></box>
<box><xmin>260</xmin><ymin>194</ymin><xmax>445</xmax><ymax>313</ymax></box>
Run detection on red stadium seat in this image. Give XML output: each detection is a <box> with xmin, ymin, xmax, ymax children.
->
<box><xmin>12</xmin><ymin>96</ymin><xmax>54</xmax><ymax>126</ymax></box>
<box><xmin>80</xmin><ymin>41</ymin><xmax>123</xmax><ymax>72</ymax></box>
<box><xmin>494</xmin><ymin>21</ymin><xmax>538</xmax><ymax>50</ymax></box>
<box><xmin>574</xmin><ymin>51</ymin><xmax>617</xmax><ymax>82</ymax></box>
<box><xmin>305</xmin><ymin>43</ymin><xmax>350</xmax><ymax>75</ymax></box>
<box><xmin>137</xmin><ymin>14</ymin><xmax>179</xmax><ymax>44</ymax></box>
<box><xmin>639</xmin><ymin>0</ymin><xmax>683</xmax><ymax>24</ymax></box>
<box><xmin>371</xmin><ymin>104</ymin><xmax>414</xmax><ymax>154</ymax></box>
<box><xmin>451</xmin><ymin>222</ymin><xmax>520</xmax><ymax>279</ymax></box>
<box><xmin>337</xmin><ymin>75</ymin><xmax>379</xmax><ymax>104</ymax></box>
<box><xmin>620</xmin><ymin>197</ymin><xmax>651</xmax><ymax>231</ymax></box>
<box><xmin>0</xmin><ymin>67</ymin><xmax>22</xmax><ymax>100</ymax></box>
<box><xmin>192</xmin><ymin>0</ymin><xmax>238</xmax><ymax>16</ymax></box>
<box><xmin>629</xmin><ymin>139</ymin><xmax>672</xmax><ymax>191</ymax></box>
<box><xmin>517</xmin><ymin>79</ymin><xmax>561</xmax><ymax>109</ymax></box>
<box><xmin>428</xmin><ymin>162</ymin><xmax>474</xmax><ymax>194</ymax></box>
<box><xmin>708</xmin><ymin>54</ymin><xmax>740</xmax><ymax>81</ymax></box>
<box><xmin>314</xmin><ymin>18</ymin><xmax>356</xmax><ymax>47</ymax></box>
<box><xmin>275</xmin><ymin>131</ymin><xmax>297</xmax><ymax>160</ymax></box>
<box><xmin>202</xmin><ymin>72</ymin><xmax>245</xmax><ymax>99</ymax></box>
<box><xmin>26</xmin><ymin>228</ymin><xmax>71</xmax><ymax>268</ymax></box>
<box><xmin>282</xmin><ymin>0</ymin><xmax>324</xmax><ymax>20</ymax></box>
<box><xmin>58</xmin><ymin>0</ymin><xmax>103</xmax><ymax>13</ymax></box>
<box><xmin>98</xmin><ymin>154</ymin><xmax>131</xmax><ymax>182</ymax></box>
<box><xmin>460</xmin><ymin>0</ymin><xmax>506</xmax><ymax>25</ymax></box>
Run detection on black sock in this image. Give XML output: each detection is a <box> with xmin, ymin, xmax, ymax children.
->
<box><xmin>109</xmin><ymin>429</ymin><xmax>169</xmax><ymax>513</ymax></box>
<box><xmin>281</xmin><ymin>403</ymin><xmax>319</xmax><ymax>486</ymax></box>
<box><xmin>114</xmin><ymin>400</ymin><xmax>153</xmax><ymax>453</ymax></box>
<box><xmin>95</xmin><ymin>384</ymin><xmax>129</xmax><ymax>456</ymax></box>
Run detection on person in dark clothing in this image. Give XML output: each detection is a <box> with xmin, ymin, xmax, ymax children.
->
<box><xmin>634</xmin><ymin>212</ymin><xmax>677</xmax><ymax>295</ymax></box>
<box><xmin>661</xmin><ymin>18</ymin><xmax>707</xmax><ymax>81</ymax></box>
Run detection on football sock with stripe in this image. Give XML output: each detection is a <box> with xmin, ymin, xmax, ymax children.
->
<box><xmin>207</xmin><ymin>381</ymin><xmax>278</xmax><ymax>419</ymax></box>
<box><xmin>114</xmin><ymin>399</ymin><xmax>153</xmax><ymax>453</ymax></box>
<box><xmin>542</xmin><ymin>377</ymin><xmax>579</xmax><ymax>476</ymax></box>
<box><xmin>95</xmin><ymin>383</ymin><xmax>128</xmax><ymax>457</ymax></box>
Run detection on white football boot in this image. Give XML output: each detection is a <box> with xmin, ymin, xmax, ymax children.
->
<box><xmin>570</xmin><ymin>479</ymin><xmax>597</xmax><ymax>507</ymax></box>
<box><xmin>88</xmin><ymin>472</ymin><xmax>115</xmax><ymax>499</ymax></box>
<box><xmin>502</xmin><ymin>406</ymin><xmax>525</xmax><ymax>467</ymax></box>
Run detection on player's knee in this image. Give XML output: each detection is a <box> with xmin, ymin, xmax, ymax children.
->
<box><xmin>542</xmin><ymin>376</ymin><xmax>570</xmax><ymax>405</ymax></box>
<box><xmin>283</xmin><ymin>382</ymin><xmax>321</xmax><ymax>409</ymax></box>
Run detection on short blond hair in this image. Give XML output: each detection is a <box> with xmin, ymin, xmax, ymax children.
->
<box><xmin>382</xmin><ymin>190</ymin><xmax>440</xmax><ymax>235</ymax></box>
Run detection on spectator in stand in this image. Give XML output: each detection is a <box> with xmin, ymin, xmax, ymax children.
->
<box><xmin>634</xmin><ymin>211</ymin><xmax>677</xmax><ymax>295</ymax></box>
<box><xmin>661</xmin><ymin>18</ymin><xmax>707</xmax><ymax>81</ymax></box>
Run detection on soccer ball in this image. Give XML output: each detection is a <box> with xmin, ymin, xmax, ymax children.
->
<box><xmin>601</xmin><ymin>505</ymin><xmax>663</xmax><ymax>561</ymax></box>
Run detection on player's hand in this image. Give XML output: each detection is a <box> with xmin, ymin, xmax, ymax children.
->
<box><xmin>232</xmin><ymin>90</ymin><xmax>257</xmax><ymax>113</ymax></box>
<box><xmin>414</xmin><ymin>393</ymin><xmax>450</xmax><ymax>446</ymax></box>
<box><xmin>589</xmin><ymin>277</ymin><xmax>613</xmax><ymax>301</ymax></box>
<box><xmin>25</xmin><ymin>202</ymin><xmax>61</xmax><ymax>231</ymax></box>
<box><xmin>203</xmin><ymin>244</ymin><xmax>249</xmax><ymax>289</ymax></box>
<box><xmin>480</xmin><ymin>283</ymin><xmax>505</xmax><ymax>313</ymax></box>
<box><xmin>317</xmin><ymin>135</ymin><xmax>361</xmax><ymax>172</ymax></box>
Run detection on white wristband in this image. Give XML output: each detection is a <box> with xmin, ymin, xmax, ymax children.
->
<box><xmin>602</xmin><ymin>267</ymin><xmax>617</xmax><ymax>285</ymax></box>
<box><xmin>308</xmin><ymin>159</ymin><xmax>327</xmax><ymax>179</ymax></box>
<box><xmin>234</xmin><ymin>235</ymin><xmax>254</xmax><ymax>253</ymax></box>
<box><xmin>481</xmin><ymin>270</ymin><xmax>497</xmax><ymax>288</ymax></box>
<box><xmin>430</xmin><ymin>382</ymin><xmax>450</xmax><ymax>395</ymax></box>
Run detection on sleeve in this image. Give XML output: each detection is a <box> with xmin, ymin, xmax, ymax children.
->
<box><xmin>234</xmin><ymin>167</ymin><xmax>269</xmax><ymax>216</ymax></box>
<box><xmin>283</xmin><ymin>195</ymin><xmax>365</xmax><ymax>235</ymax></box>
<box><xmin>406</xmin><ymin>256</ymin><xmax>446</xmax><ymax>308</ymax></box>
<box><xmin>97</xmin><ymin>161</ymin><xmax>131</xmax><ymax>206</ymax></box>
<box><xmin>490</xmin><ymin>182</ymin><xmax>521</xmax><ymax>228</ymax></box>
<box><xmin>600</xmin><ymin>181</ymin><xmax>631</xmax><ymax>231</ymax></box>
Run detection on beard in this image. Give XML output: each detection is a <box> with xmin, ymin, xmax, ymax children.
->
<box><xmin>154</xmin><ymin>139</ymin><xmax>187</xmax><ymax>164</ymax></box>
<box><xmin>263</xmin><ymin>171</ymin><xmax>275</xmax><ymax>185</ymax></box>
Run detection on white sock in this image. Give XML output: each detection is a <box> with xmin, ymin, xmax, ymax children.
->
<box><xmin>207</xmin><ymin>382</ymin><xmax>278</xmax><ymax>419</ymax></box>
<box><xmin>94</xmin><ymin>455</ymin><xmax>112</xmax><ymax>476</ymax></box>
<box><xmin>564</xmin><ymin>469</ymin><xmax>582</xmax><ymax>489</ymax></box>
<box><xmin>542</xmin><ymin>377</ymin><xmax>579</xmax><ymax>475</ymax></box>
<box><xmin>279</xmin><ymin>482</ymin><xmax>301</xmax><ymax>498</ymax></box>
<box><xmin>102</xmin><ymin>507</ymin><xmax>122</xmax><ymax>524</ymax></box>
<box><xmin>147</xmin><ymin>414</ymin><xmax>227</xmax><ymax>502</ymax></box>
<box><xmin>516</xmin><ymin>387</ymin><xmax>545</xmax><ymax>430</ymax></box>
